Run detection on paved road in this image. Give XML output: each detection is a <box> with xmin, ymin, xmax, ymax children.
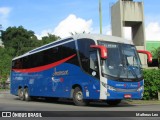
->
<box><xmin>0</xmin><ymin>91</ymin><xmax>159</xmax><ymax>120</ymax></box>
<box><xmin>0</xmin><ymin>91</ymin><xmax>160</xmax><ymax>111</ymax></box>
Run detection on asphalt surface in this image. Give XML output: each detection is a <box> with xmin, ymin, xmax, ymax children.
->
<box><xmin>0</xmin><ymin>91</ymin><xmax>159</xmax><ymax>120</ymax></box>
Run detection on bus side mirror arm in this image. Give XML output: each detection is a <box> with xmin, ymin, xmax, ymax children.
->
<box><xmin>90</xmin><ymin>45</ymin><xmax>107</xmax><ymax>59</ymax></box>
<box><xmin>137</xmin><ymin>50</ymin><xmax>152</xmax><ymax>63</ymax></box>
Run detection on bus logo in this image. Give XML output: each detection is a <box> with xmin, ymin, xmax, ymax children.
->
<box><xmin>53</xmin><ymin>68</ymin><xmax>69</xmax><ymax>76</ymax></box>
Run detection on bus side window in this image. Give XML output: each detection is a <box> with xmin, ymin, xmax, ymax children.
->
<box><xmin>52</xmin><ymin>47</ymin><xmax>58</xmax><ymax>53</ymax></box>
<box><xmin>14</xmin><ymin>59</ymin><xmax>23</xmax><ymax>69</ymax></box>
<box><xmin>90</xmin><ymin>51</ymin><xmax>98</xmax><ymax>71</ymax></box>
<box><xmin>77</xmin><ymin>38</ymin><xmax>99</xmax><ymax>78</ymax></box>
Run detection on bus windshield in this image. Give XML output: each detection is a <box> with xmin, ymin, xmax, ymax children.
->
<box><xmin>98</xmin><ymin>41</ymin><xmax>142</xmax><ymax>79</ymax></box>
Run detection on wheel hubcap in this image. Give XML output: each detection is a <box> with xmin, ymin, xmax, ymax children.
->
<box><xmin>19</xmin><ymin>90</ymin><xmax>23</xmax><ymax>99</ymax></box>
<box><xmin>76</xmin><ymin>91</ymin><xmax>83</xmax><ymax>101</ymax></box>
<box><xmin>25</xmin><ymin>92</ymin><xmax>28</xmax><ymax>99</ymax></box>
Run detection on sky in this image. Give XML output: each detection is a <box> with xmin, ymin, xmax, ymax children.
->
<box><xmin>0</xmin><ymin>0</ymin><xmax>160</xmax><ymax>41</ymax></box>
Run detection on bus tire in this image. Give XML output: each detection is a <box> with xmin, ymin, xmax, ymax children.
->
<box><xmin>18</xmin><ymin>88</ymin><xmax>25</xmax><ymax>101</ymax></box>
<box><xmin>24</xmin><ymin>88</ymin><xmax>31</xmax><ymax>101</ymax></box>
<box><xmin>106</xmin><ymin>100</ymin><xmax>121</xmax><ymax>106</ymax></box>
<box><xmin>73</xmin><ymin>87</ymin><xmax>88</xmax><ymax>106</ymax></box>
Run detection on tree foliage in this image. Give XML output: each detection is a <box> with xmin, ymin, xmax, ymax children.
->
<box><xmin>151</xmin><ymin>46</ymin><xmax>160</xmax><ymax>58</ymax></box>
<box><xmin>2</xmin><ymin>26</ymin><xmax>40</xmax><ymax>56</ymax></box>
<box><xmin>143</xmin><ymin>69</ymin><xmax>160</xmax><ymax>100</ymax></box>
<box><xmin>0</xmin><ymin>47</ymin><xmax>12</xmax><ymax>84</ymax></box>
<box><xmin>41</xmin><ymin>33</ymin><xmax>60</xmax><ymax>45</ymax></box>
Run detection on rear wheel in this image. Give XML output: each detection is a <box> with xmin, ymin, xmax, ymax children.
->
<box><xmin>24</xmin><ymin>88</ymin><xmax>31</xmax><ymax>101</ymax></box>
<box><xmin>106</xmin><ymin>100</ymin><xmax>121</xmax><ymax>106</ymax></box>
<box><xmin>73</xmin><ymin>87</ymin><xmax>88</xmax><ymax>106</ymax></box>
<box><xmin>18</xmin><ymin>88</ymin><xmax>25</xmax><ymax>101</ymax></box>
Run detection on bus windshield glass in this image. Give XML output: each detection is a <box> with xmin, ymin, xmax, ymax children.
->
<box><xmin>98</xmin><ymin>41</ymin><xmax>142</xmax><ymax>79</ymax></box>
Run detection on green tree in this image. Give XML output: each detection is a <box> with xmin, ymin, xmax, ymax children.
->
<box><xmin>151</xmin><ymin>46</ymin><xmax>160</xmax><ymax>58</ymax></box>
<box><xmin>2</xmin><ymin>26</ymin><xmax>39</xmax><ymax>56</ymax></box>
<box><xmin>0</xmin><ymin>47</ymin><xmax>12</xmax><ymax>85</ymax></box>
<box><xmin>41</xmin><ymin>33</ymin><xmax>60</xmax><ymax>45</ymax></box>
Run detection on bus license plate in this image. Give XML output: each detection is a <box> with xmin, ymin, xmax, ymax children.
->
<box><xmin>124</xmin><ymin>94</ymin><xmax>131</xmax><ymax>99</ymax></box>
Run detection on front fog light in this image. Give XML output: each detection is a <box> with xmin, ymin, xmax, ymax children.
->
<box><xmin>137</xmin><ymin>86</ymin><xmax>144</xmax><ymax>92</ymax></box>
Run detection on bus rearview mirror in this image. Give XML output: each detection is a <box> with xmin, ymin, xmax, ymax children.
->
<box><xmin>137</xmin><ymin>50</ymin><xmax>152</xmax><ymax>63</ymax></box>
<box><xmin>90</xmin><ymin>45</ymin><xmax>107</xmax><ymax>59</ymax></box>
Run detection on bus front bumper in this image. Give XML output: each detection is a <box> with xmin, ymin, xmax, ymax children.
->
<box><xmin>106</xmin><ymin>89</ymin><xmax>144</xmax><ymax>100</ymax></box>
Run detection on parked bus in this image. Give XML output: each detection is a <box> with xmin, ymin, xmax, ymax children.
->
<box><xmin>10</xmin><ymin>34</ymin><xmax>152</xmax><ymax>106</ymax></box>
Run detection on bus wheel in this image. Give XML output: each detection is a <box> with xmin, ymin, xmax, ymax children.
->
<box><xmin>24</xmin><ymin>88</ymin><xmax>31</xmax><ymax>101</ymax></box>
<box><xmin>73</xmin><ymin>87</ymin><xmax>88</xmax><ymax>106</ymax></box>
<box><xmin>106</xmin><ymin>100</ymin><xmax>121</xmax><ymax>106</ymax></box>
<box><xmin>18</xmin><ymin>88</ymin><xmax>25</xmax><ymax>101</ymax></box>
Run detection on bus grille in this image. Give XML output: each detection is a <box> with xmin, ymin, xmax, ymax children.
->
<box><xmin>115</xmin><ymin>88</ymin><xmax>137</xmax><ymax>92</ymax></box>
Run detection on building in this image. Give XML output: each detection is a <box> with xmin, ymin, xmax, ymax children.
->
<box><xmin>146</xmin><ymin>41</ymin><xmax>160</xmax><ymax>53</ymax></box>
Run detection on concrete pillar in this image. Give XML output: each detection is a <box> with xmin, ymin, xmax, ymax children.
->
<box><xmin>111</xmin><ymin>0</ymin><xmax>123</xmax><ymax>38</ymax></box>
<box><xmin>111</xmin><ymin>0</ymin><xmax>147</xmax><ymax>67</ymax></box>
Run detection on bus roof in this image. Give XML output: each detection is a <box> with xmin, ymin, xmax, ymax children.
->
<box><xmin>73</xmin><ymin>34</ymin><xmax>133</xmax><ymax>44</ymax></box>
<box><xmin>12</xmin><ymin>34</ymin><xmax>133</xmax><ymax>60</ymax></box>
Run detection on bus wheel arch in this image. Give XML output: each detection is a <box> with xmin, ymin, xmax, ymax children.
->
<box><xmin>72</xmin><ymin>85</ymin><xmax>88</xmax><ymax>106</ymax></box>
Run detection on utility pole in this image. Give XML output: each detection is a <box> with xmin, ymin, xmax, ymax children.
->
<box><xmin>99</xmin><ymin>0</ymin><xmax>102</xmax><ymax>34</ymax></box>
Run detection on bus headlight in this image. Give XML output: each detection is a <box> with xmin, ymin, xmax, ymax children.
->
<box><xmin>137</xmin><ymin>86</ymin><xmax>144</xmax><ymax>92</ymax></box>
<box><xmin>102</xmin><ymin>82</ymin><xmax>116</xmax><ymax>91</ymax></box>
